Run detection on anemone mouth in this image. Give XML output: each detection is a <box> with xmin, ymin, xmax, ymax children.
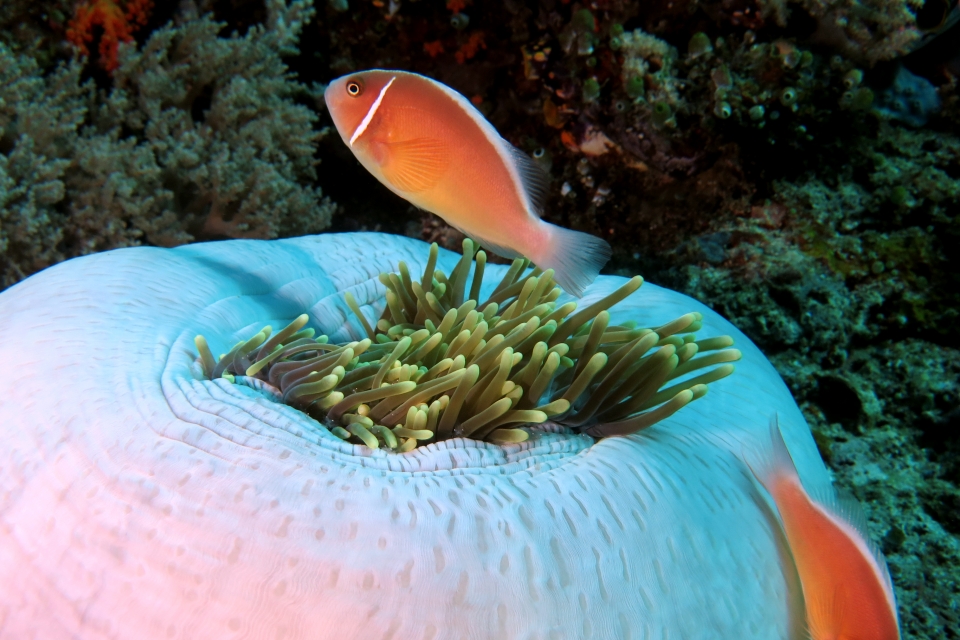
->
<box><xmin>194</xmin><ymin>239</ymin><xmax>741</xmax><ymax>453</ymax></box>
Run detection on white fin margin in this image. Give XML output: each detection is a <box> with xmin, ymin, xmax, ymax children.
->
<box><xmin>427</xmin><ymin>77</ymin><xmax>541</xmax><ymax>217</ymax></box>
<box><xmin>748</xmin><ymin>415</ymin><xmax>899</xmax><ymax>618</ymax></box>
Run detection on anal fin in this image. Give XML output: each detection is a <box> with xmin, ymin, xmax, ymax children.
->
<box><xmin>469</xmin><ymin>235</ymin><xmax>523</xmax><ymax>260</ymax></box>
<box><xmin>442</xmin><ymin>221</ymin><xmax>523</xmax><ymax>261</ymax></box>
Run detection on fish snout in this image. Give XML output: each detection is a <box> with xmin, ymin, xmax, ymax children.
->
<box><xmin>323</xmin><ymin>77</ymin><xmax>346</xmax><ymax>124</ymax></box>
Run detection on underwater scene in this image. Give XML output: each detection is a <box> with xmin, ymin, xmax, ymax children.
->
<box><xmin>0</xmin><ymin>0</ymin><xmax>958</xmax><ymax>638</ymax></box>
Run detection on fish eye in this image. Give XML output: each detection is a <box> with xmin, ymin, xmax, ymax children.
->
<box><xmin>533</xmin><ymin>148</ymin><xmax>545</xmax><ymax>158</ymax></box>
<box><xmin>346</xmin><ymin>80</ymin><xmax>363</xmax><ymax>97</ymax></box>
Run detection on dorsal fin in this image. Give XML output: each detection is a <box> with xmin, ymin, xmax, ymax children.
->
<box><xmin>743</xmin><ymin>414</ymin><xmax>803</xmax><ymax>490</ymax></box>
<box><xmin>505</xmin><ymin>143</ymin><xmax>549</xmax><ymax>217</ymax></box>
<box><xmin>809</xmin><ymin>485</ymin><xmax>897</xmax><ymax>597</ymax></box>
<box><xmin>808</xmin><ymin>486</ymin><xmax>870</xmax><ymax>539</ymax></box>
<box><xmin>754</xmin><ymin>415</ymin><xmax>898</xmax><ymax>602</ymax></box>
<box><xmin>419</xmin><ymin>73</ymin><xmax>551</xmax><ymax>217</ymax></box>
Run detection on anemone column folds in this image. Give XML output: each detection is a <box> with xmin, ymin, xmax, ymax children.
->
<box><xmin>0</xmin><ymin>233</ymin><xmax>818</xmax><ymax>639</ymax></box>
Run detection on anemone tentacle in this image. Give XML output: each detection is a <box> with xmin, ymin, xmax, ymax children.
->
<box><xmin>196</xmin><ymin>239</ymin><xmax>742</xmax><ymax>451</ymax></box>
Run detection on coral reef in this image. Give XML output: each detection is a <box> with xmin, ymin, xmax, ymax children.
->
<box><xmin>1</xmin><ymin>44</ymin><xmax>89</xmax><ymax>287</ymax></box>
<box><xmin>66</xmin><ymin>0</ymin><xmax>154</xmax><ymax>72</ymax></box>
<box><xmin>770</xmin><ymin>0</ymin><xmax>921</xmax><ymax>64</ymax></box>
<box><xmin>874</xmin><ymin>64</ymin><xmax>941</xmax><ymax>126</ymax></box>
<box><xmin>657</xmin><ymin>172</ymin><xmax>960</xmax><ymax>636</ymax></box>
<box><xmin>0</xmin><ymin>0</ymin><xmax>334</xmax><ymax>289</ymax></box>
<box><xmin>0</xmin><ymin>0</ymin><xmax>73</xmax><ymax>61</ymax></box>
<box><xmin>84</xmin><ymin>0</ymin><xmax>333</xmax><ymax>245</ymax></box>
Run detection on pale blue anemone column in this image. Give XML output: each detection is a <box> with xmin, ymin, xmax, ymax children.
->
<box><xmin>0</xmin><ymin>233</ymin><xmax>820</xmax><ymax>639</ymax></box>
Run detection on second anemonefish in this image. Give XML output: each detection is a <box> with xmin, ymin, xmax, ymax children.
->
<box><xmin>324</xmin><ymin>70</ymin><xmax>611</xmax><ymax>297</ymax></box>
<box><xmin>746</xmin><ymin>418</ymin><xmax>900</xmax><ymax>640</ymax></box>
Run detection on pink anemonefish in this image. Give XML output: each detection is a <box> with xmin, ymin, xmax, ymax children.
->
<box><xmin>746</xmin><ymin>418</ymin><xmax>900</xmax><ymax>640</ymax></box>
<box><xmin>324</xmin><ymin>70</ymin><xmax>611</xmax><ymax>297</ymax></box>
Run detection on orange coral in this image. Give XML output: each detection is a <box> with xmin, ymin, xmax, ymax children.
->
<box><xmin>454</xmin><ymin>31</ymin><xmax>485</xmax><ymax>64</ymax></box>
<box><xmin>423</xmin><ymin>40</ymin><xmax>445</xmax><ymax>57</ymax></box>
<box><xmin>66</xmin><ymin>0</ymin><xmax>154</xmax><ymax>73</ymax></box>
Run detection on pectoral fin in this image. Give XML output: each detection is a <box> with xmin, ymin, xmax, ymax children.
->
<box><xmin>380</xmin><ymin>137</ymin><xmax>449</xmax><ymax>193</ymax></box>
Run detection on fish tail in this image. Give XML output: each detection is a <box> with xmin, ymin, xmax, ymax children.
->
<box><xmin>537</xmin><ymin>222</ymin><xmax>611</xmax><ymax>297</ymax></box>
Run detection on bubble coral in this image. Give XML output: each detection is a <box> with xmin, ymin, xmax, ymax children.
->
<box><xmin>582</xmin><ymin>77</ymin><xmax>601</xmax><ymax>103</ymax></box>
<box><xmin>0</xmin><ymin>232</ymin><xmax>831</xmax><ymax>638</ymax></box>
<box><xmin>619</xmin><ymin>27</ymin><xmax>681</xmax><ymax>106</ymax></box>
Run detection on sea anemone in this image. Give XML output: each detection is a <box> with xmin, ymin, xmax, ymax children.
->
<box><xmin>0</xmin><ymin>232</ymin><xmax>823</xmax><ymax>638</ymax></box>
<box><xmin>197</xmin><ymin>239</ymin><xmax>740</xmax><ymax>452</ymax></box>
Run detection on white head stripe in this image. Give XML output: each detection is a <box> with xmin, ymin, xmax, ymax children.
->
<box><xmin>349</xmin><ymin>76</ymin><xmax>396</xmax><ymax>146</ymax></box>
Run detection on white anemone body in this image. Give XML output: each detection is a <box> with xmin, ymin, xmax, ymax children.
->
<box><xmin>0</xmin><ymin>233</ymin><xmax>822</xmax><ymax>639</ymax></box>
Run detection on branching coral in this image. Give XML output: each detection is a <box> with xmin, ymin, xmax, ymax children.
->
<box><xmin>79</xmin><ymin>0</ymin><xmax>334</xmax><ymax>245</ymax></box>
<box><xmin>197</xmin><ymin>239</ymin><xmax>740</xmax><ymax>451</ymax></box>
<box><xmin>0</xmin><ymin>44</ymin><xmax>86</xmax><ymax>287</ymax></box>
<box><xmin>0</xmin><ymin>0</ymin><xmax>73</xmax><ymax>60</ymax></box>
<box><xmin>0</xmin><ymin>0</ymin><xmax>335</xmax><ymax>290</ymax></box>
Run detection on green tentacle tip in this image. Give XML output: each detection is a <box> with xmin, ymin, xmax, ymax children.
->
<box><xmin>193</xmin><ymin>240</ymin><xmax>739</xmax><ymax>452</ymax></box>
<box><xmin>194</xmin><ymin>335</ymin><xmax>216</xmax><ymax>378</ymax></box>
<box><xmin>331</xmin><ymin>426</ymin><xmax>352</xmax><ymax>440</ymax></box>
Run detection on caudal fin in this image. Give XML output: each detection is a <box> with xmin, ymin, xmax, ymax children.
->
<box><xmin>540</xmin><ymin>222</ymin><xmax>611</xmax><ymax>297</ymax></box>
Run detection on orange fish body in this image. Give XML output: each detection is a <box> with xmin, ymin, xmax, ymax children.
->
<box><xmin>749</xmin><ymin>420</ymin><xmax>900</xmax><ymax>640</ymax></box>
<box><xmin>324</xmin><ymin>70</ymin><xmax>610</xmax><ymax>296</ymax></box>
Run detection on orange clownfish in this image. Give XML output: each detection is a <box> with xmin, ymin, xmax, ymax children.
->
<box><xmin>324</xmin><ymin>70</ymin><xmax>611</xmax><ymax>297</ymax></box>
<box><xmin>747</xmin><ymin>419</ymin><xmax>900</xmax><ymax>640</ymax></box>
